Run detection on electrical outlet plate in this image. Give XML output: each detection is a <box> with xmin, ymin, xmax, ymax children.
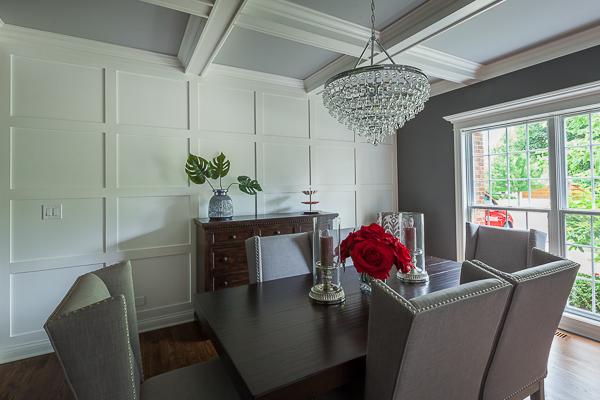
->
<box><xmin>42</xmin><ymin>204</ymin><xmax>62</xmax><ymax>220</ymax></box>
<box><xmin>135</xmin><ymin>296</ymin><xmax>146</xmax><ymax>307</ymax></box>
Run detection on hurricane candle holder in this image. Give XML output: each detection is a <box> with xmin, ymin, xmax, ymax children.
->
<box><xmin>309</xmin><ymin>217</ymin><xmax>345</xmax><ymax>304</ymax></box>
<box><xmin>397</xmin><ymin>212</ymin><xmax>429</xmax><ymax>283</ymax></box>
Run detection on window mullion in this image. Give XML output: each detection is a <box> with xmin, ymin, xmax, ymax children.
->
<box><xmin>548</xmin><ymin>116</ymin><xmax>562</xmax><ymax>255</ymax></box>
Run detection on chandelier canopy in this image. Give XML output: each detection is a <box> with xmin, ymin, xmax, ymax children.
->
<box><xmin>322</xmin><ymin>0</ymin><xmax>430</xmax><ymax>146</ymax></box>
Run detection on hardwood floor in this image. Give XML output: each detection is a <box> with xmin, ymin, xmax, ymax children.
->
<box><xmin>0</xmin><ymin>325</ymin><xmax>598</xmax><ymax>399</ymax></box>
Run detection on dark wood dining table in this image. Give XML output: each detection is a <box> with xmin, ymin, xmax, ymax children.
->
<box><xmin>194</xmin><ymin>256</ymin><xmax>461</xmax><ymax>400</ymax></box>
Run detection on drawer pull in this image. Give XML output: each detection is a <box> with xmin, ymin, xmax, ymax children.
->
<box><xmin>223</xmin><ymin>257</ymin><xmax>228</xmax><ymax>262</ymax></box>
<box><xmin>231</xmin><ymin>235</ymin><xmax>237</xmax><ymax>240</ymax></box>
<box><xmin>276</xmin><ymin>230</ymin><xmax>281</xmax><ymax>235</ymax></box>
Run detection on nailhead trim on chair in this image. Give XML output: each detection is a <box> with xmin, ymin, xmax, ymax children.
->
<box><xmin>503</xmin><ymin>374</ymin><xmax>547</xmax><ymax>400</ymax></box>
<box><xmin>254</xmin><ymin>236</ymin><xmax>261</xmax><ymax>283</ymax></box>
<box><xmin>46</xmin><ymin>276</ymin><xmax>84</xmax><ymax>323</ymax></box>
<box><xmin>472</xmin><ymin>259</ymin><xmax>579</xmax><ymax>283</ymax></box>
<box><xmin>373</xmin><ymin>280</ymin><xmax>417</xmax><ymax>314</ymax></box>
<box><xmin>48</xmin><ymin>294</ymin><xmax>137</xmax><ymax>400</ymax></box>
<box><xmin>414</xmin><ymin>282</ymin><xmax>510</xmax><ymax>313</ymax></box>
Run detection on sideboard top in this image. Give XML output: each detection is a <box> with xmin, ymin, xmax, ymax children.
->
<box><xmin>194</xmin><ymin>212</ymin><xmax>338</xmax><ymax>229</ymax></box>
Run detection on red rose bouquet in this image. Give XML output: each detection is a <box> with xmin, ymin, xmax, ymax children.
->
<box><xmin>340</xmin><ymin>223</ymin><xmax>414</xmax><ymax>280</ymax></box>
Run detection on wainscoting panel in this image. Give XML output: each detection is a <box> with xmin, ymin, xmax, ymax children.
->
<box><xmin>358</xmin><ymin>148</ymin><xmax>394</xmax><ymax>185</ymax></box>
<box><xmin>198</xmin><ymin>84</ymin><xmax>255</xmax><ymax>134</ymax></box>
<box><xmin>315</xmin><ymin>146</ymin><xmax>355</xmax><ymax>185</ymax></box>
<box><xmin>116</xmin><ymin>71</ymin><xmax>189</xmax><ymax>129</ymax></box>
<box><xmin>263</xmin><ymin>143</ymin><xmax>310</xmax><ymax>186</ymax></box>
<box><xmin>9</xmin><ymin>264</ymin><xmax>102</xmax><ymax>337</ymax></box>
<box><xmin>117</xmin><ymin>196</ymin><xmax>190</xmax><ymax>251</ymax></box>
<box><xmin>358</xmin><ymin>190</ymin><xmax>395</xmax><ymax>225</ymax></box>
<box><xmin>198</xmin><ymin>139</ymin><xmax>256</xmax><ymax>188</ymax></box>
<box><xmin>318</xmin><ymin>191</ymin><xmax>356</xmax><ymax>227</ymax></box>
<box><xmin>263</xmin><ymin>94</ymin><xmax>309</xmax><ymax>138</ymax></box>
<box><xmin>117</xmin><ymin>134</ymin><xmax>188</xmax><ymax>188</ymax></box>
<box><xmin>263</xmin><ymin>192</ymin><xmax>307</xmax><ymax>214</ymax></box>
<box><xmin>130</xmin><ymin>254</ymin><xmax>191</xmax><ymax>311</ymax></box>
<box><xmin>10</xmin><ymin>128</ymin><xmax>105</xmax><ymax>189</ymax></box>
<box><xmin>314</xmin><ymin>99</ymin><xmax>354</xmax><ymax>142</ymax></box>
<box><xmin>10</xmin><ymin>198</ymin><xmax>105</xmax><ymax>262</ymax></box>
<box><xmin>10</xmin><ymin>56</ymin><xmax>105</xmax><ymax>123</ymax></box>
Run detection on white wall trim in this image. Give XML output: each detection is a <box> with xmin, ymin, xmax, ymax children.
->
<box><xmin>137</xmin><ymin>309</ymin><xmax>195</xmax><ymax>333</ymax></box>
<box><xmin>430</xmin><ymin>80</ymin><xmax>465</xmax><ymax>97</ymax></box>
<box><xmin>139</xmin><ymin>0</ymin><xmax>213</xmax><ymax>18</ymax></box>
<box><xmin>0</xmin><ymin>24</ymin><xmax>183</xmax><ymax>69</ymax></box>
<box><xmin>398</xmin><ymin>45</ymin><xmax>482</xmax><ymax>83</ymax></box>
<box><xmin>560</xmin><ymin>312</ymin><xmax>600</xmax><ymax>342</ymax></box>
<box><xmin>206</xmin><ymin>63</ymin><xmax>304</xmax><ymax>89</ymax></box>
<box><xmin>0</xmin><ymin>340</ymin><xmax>53</xmax><ymax>364</ymax></box>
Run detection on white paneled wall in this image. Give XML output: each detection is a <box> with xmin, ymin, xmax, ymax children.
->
<box><xmin>0</xmin><ymin>37</ymin><xmax>397</xmax><ymax>363</ymax></box>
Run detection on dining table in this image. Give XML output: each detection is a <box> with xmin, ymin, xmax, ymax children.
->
<box><xmin>194</xmin><ymin>256</ymin><xmax>461</xmax><ymax>400</ymax></box>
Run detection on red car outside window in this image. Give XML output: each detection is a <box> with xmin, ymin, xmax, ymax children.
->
<box><xmin>484</xmin><ymin>193</ymin><xmax>514</xmax><ymax>228</ymax></box>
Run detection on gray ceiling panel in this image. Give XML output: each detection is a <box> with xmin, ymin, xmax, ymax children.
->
<box><xmin>213</xmin><ymin>27</ymin><xmax>344</xmax><ymax>80</ymax></box>
<box><xmin>288</xmin><ymin>0</ymin><xmax>427</xmax><ymax>30</ymax></box>
<box><xmin>423</xmin><ymin>0</ymin><xmax>600</xmax><ymax>64</ymax></box>
<box><xmin>0</xmin><ymin>0</ymin><xmax>189</xmax><ymax>55</ymax></box>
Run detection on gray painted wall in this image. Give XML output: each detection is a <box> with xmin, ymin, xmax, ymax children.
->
<box><xmin>397</xmin><ymin>45</ymin><xmax>600</xmax><ymax>261</ymax></box>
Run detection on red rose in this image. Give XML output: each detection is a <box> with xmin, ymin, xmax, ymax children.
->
<box><xmin>350</xmin><ymin>239</ymin><xmax>396</xmax><ymax>280</ymax></box>
<box><xmin>394</xmin><ymin>242</ymin><xmax>414</xmax><ymax>274</ymax></box>
<box><xmin>340</xmin><ymin>230</ymin><xmax>360</xmax><ymax>263</ymax></box>
<box><xmin>355</xmin><ymin>223</ymin><xmax>386</xmax><ymax>241</ymax></box>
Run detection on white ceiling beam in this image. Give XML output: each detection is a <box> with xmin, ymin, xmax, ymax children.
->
<box><xmin>139</xmin><ymin>0</ymin><xmax>213</xmax><ymax>18</ymax></box>
<box><xmin>305</xmin><ymin>0</ymin><xmax>506</xmax><ymax>94</ymax></box>
<box><xmin>179</xmin><ymin>0</ymin><xmax>247</xmax><ymax>75</ymax></box>
<box><xmin>304</xmin><ymin>56</ymin><xmax>359</xmax><ymax>93</ymax></box>
<box><xmin>238</xmin><ymin>0</ymin><xmax>376</xmax><ymax>57</ymax></box>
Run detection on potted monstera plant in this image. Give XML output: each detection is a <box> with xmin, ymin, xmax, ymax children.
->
<box><xmin>185</xmin><ymin>152</ymin><xmax>262</xmax><ymax>220</ymax></box>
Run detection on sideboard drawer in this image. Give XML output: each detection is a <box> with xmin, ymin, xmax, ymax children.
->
<box><xmin>213</xmin><ymin>272</ymin><xmax>249</xmax><ymax>291</ymax></box>
<box><xmin>260</xmin><ymin>224</ymin><xmax>295</xmax><ymax>237</ymax></box>
<box><xmin>210</xmin><ymin>228</ymin><xmax>255</xmax><ymax>244</ymax></box>
<box><xmin>211</xmin><ymin>246</ymin><xmax>247</xmax><ymax>269</ymax></box>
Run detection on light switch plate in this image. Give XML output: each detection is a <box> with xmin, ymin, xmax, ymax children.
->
<box><xmin>42</xmin><ymin>204</ymin><xmax>62</xmax><ymax>220</ymax></box>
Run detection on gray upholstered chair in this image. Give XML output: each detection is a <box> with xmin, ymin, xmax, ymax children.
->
<box><xmin>44</xmin><ymin>260</ymin><xmax>240</xmax><ymax>400</ymax></box>
<box><xmin>364</xmin><ymin>261</ymin><xmax>512</xmax><ymax>400</ymax></box>
<box><xmin>245</xmin><ymin>232</ymin><xmax>312</xmax><ymax>284</ymax></box>
<box><xmin>465</xmin><ymin>222</ymin><xmax>547</xmax><ymax>272</ymax></box>
<box><xmin>471</xmin><ymin>249</ymin><xmax>580</xmax><ymax>400</ymax></box>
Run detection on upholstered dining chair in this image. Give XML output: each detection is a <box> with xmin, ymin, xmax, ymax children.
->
<box><xmin>44</xmin><ymin>260</ymin><xmax>240</xmax><ymax>400</ymax></box>
<box><xmin>465</xmin><ymin>222</ymin><xmax>547</xmax><ymax>272</ymax></box>
<box><xmin>471</xmin><ymin>249</ymin><xmax>580</xmax><ymax>400</ymax></box>
<box><xmin>245</xmin><ymin>232</ymin><xmax>312</xmax><ymax>284</ymax></box>
<box><xmin>364</xmin><ymin>261</ymin><xmax>512</xmax><ymax>400</ymax></box>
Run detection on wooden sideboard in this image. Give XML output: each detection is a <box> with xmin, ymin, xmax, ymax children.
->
<box><xmin>194</xmin><ymin>212</ymin><xmax>338</xmax><ymax>292</ymax></box>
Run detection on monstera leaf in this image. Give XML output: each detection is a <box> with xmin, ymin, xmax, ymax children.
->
<box><xmin>238</xmin><ymin>176</ymin><xmax>263</xmax><ymax>195</ymax></box>
<box><xmin>185</xmin><ymin>154</ymin><xmax>211</xmax><ymax>185</ymax></box>
<box><xmin>208</xmin><ymin>153</ymin><xmax>230</xmax><ymax>179</ymax></box>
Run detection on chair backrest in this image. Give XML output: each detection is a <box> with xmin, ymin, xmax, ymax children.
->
<box><xmin>245</xmin><ymin>233</ymin><xmax>312</xmax><ymax>284</ymax></box>
<box><xmin>365</xmin><ymin>262</ymin><xmax>512</xmax><ymax>400</ymax></box>
<box><xmin>465</xmin><ymin>222</ymin><xmax>547</xmax><ymax>272</ymax></box>
<box><xmin>44</xmin><ymin>260</ymin><xmax>142</xmax><ymax>400</ymax></box>
<box><xmin>472</xmin><ymin>250</ymin><xmax>580</xmax><ymax>400</ymax></box>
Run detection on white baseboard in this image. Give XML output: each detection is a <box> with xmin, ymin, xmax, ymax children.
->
<box><xmin>559</xmin><ymin>312</ymin><xmax>600</xmax><ymax>342</ymax></box>
<box><xmin>137</xmin><ymin>309</ymin><xmax>195</xmax><ymax>333</ymax></box>
<box><xmin>0</xmin><ymin>310</ymin><xmax>196</xmax><ymax>364</ymax></box>
<box><xmin>0</xmin><ymin>340</ymin><xmax>54</xmax><ymax>365</ymax></box>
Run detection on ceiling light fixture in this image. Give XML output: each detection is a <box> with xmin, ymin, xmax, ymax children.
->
<box><xmin>322</xmin><ymin>0</ymin><xmax>430</xmax><ymax>146</ymax></box>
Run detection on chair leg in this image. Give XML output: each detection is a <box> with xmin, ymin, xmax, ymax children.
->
<box><xmin>530</xmin><ymin>379</ymin><xmax>545</xmax><ymax>400</ymax></box>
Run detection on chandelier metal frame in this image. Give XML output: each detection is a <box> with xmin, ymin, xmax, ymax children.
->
<box><xmin>322</xmin><ymin>0</ymin><xmax>430</xmax><ymax>145</ymax></box>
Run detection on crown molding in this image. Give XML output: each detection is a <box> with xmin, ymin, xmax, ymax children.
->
<box><xmin>479</xmin><ymin>24</ymin><xmax>600</xmax><ymax>81</ymax></box>
<box><xmin>398</xmin><ymin>45</ymin><xmax>481</xmax><ymax>82</ymax></box>
<box><xmin>0</xmin><ymin>18</ymin><xmax>4</xmax><ymax>29</ymax></box>
<box><xmin>444</xmin><ymin>80</ymin><xmax>600</xmax><ymax>125</ymax></box>
<box><xmin>206</xmin><ymin>63</ymin><xmax>305</xmax><ymax>89</ymax></box>
<box><xmin>0</xmin><ymin>24</ymin><xmax>182</xmax><ymax>69</ymax></box>
<box><xmin>430</xmin><ymin>80</ymin><xmax>465</xmax><ymax>97</ymax></box>
<box><xmin>139</xmin><ymin>0</ymin><xmax>213</xmax><ymax>18</ymax></box>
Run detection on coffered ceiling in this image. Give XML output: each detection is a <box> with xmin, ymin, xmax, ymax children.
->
<box><xmin>0</xmin><ymin>0</ymin><xmax>599</xmax><ymax>96</ymax></box>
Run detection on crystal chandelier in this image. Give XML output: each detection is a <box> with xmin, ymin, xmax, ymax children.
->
<box><xmin>322</xmin><ymin>0</ymin><xmax>430</xmax><ymax>146</ymax></box>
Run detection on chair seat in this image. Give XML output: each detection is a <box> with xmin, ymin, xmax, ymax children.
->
<box><xmin>141</xmin><ymin>359</ymin><xmax>240</xmax><ymax>400</ymax></box>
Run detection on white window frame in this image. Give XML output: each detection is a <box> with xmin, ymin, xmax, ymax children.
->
<box><xmin>445</xmin><ymin>80</ymin><xmax>600</xmax><ymax>341</ymax></box>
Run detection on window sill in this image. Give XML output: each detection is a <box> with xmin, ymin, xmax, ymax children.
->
<box><xmin>560</xmin><ymin>311</ymin><xmax>600</xmax><ymax>342</ymax></box>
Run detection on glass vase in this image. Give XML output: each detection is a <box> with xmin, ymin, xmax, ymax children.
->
<box><xmin>397</xmin><ymin>212</ymin><xmax>429</xmax><ymax>283</ymax></box>
<box><xmin>208</xmin><ymin>189</ymin><xmax>233</xmax><ymax>220</ymax></box>
<box><xmin>359</xmin><ymin>273</ymin><xmax>374</xmax><ymax>294</ymax></box>
<box><xmin>309</xmin><ymin>217</ymin><xmax>345</xmax><ymax>304</ymax></box>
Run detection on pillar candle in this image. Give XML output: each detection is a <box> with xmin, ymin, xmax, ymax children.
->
<box><xmin>404</xmin><ymin>227</ymin><xmax>417</xmax><ymax>252</ymax></box>
<box><xmin>320</xmin><ymin>236</ymin><xmax>334</xmax><ymax>266</ymax></box>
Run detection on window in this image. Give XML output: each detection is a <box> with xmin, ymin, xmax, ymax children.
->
<box><xmin>447</xmin><ymin>81</ymin><xmax>600</xmax><ymax>331</ymax></box>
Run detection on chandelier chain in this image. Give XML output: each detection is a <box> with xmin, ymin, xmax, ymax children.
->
<box><xmin>371</xmin><ymin>0</ymin><xmax>375</xmax><ymax>36</ymax></box>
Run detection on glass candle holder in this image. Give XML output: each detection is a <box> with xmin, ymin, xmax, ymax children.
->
<box><xmin>397</xmin><ymin>212</ymin><xmax>429</xmax><ymax>283</ymax></box>
<box><xmin>309</xmin><ymin>216</ymin><xmax>345</xmax><ymax>304</ymax></box>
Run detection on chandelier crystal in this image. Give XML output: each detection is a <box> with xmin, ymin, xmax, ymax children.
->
<box><xmin>322</xmin><ymin>0</ymin><xmax>430</xmax><ymax>146</ymax></box>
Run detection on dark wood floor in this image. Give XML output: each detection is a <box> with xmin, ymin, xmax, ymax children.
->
<box><xmin>0</xmin><ymin>324</ymin><xmax>598</xmax><ymax>399</ymax></box>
